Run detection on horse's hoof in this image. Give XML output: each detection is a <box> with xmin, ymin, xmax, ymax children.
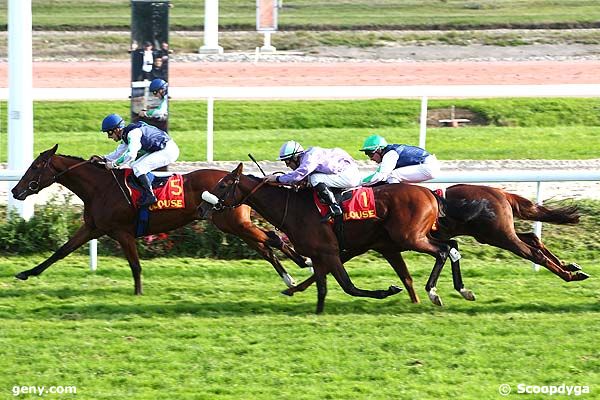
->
<box><xmin>281</xmin><ymin>289</ymin><xmax>294</xmax><ymax>297</ymax></box>
<box><xmin>282</xmin><ymin>273</ymin><xmax>296</xmax><ymax>288</ymax></box>
<box><xmin>459</xmin><ymin>288</ymin><xmax>476</xmax><ymax>301</ymax></box>
<box><xmin>573</xmin><ymin>271</ymin><xmax>590</xmax><ymax>281</ymax></box>
<box><xmin>15</xmin><ymin>272</ymin><xmax>29</xmax><ymax>281</ymax></box>
<box><xmin>428</xmin><ymin>288</ymin><xmax>444</xmax><ymax>307</ymax></box>
<box><xmin>389</xmin><ymin>285</ymin><xmax>403</xmax><ymax>295</ymax></box>
<box><xmin>567</xmin><ymin>263</ymin><xmax>582</xmax><ymax>271</ymax></box>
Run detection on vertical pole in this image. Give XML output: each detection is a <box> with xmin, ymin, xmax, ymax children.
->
<box><xmin>532</xmin><ymin>181</ymin><xmax>543</xmax><ymax>272</ymax></box>
<box><xmin>7</xmin><ymin>0</ymin><xmax>34</xmax><ymax>220</ymax></box>
<box><xmin>89</xmin><ymin>239</ymin><xmax>97</xmax><ymax>272</ymax></box>
<box><xmin>261</xmin><ymin>31</ymin><xmax>276</xmax><ymax>53</ymax></box>
<box><xmin>199</xmin><ymin>0</ymin><xmax>223</xmax><ymax>54</ymax></box>
<box><xmin>419</xmin><ymin>96</ymin><xmax>428</xmax><ymax>149</ymax></box>
<box><xmin>207</xmin><ymin>97</ymin><xmax>214</xmax><ymax>162</ymax></box>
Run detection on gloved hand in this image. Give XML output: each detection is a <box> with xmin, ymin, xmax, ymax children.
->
<box><xmin>264</xmin><ymin>175</ymin><xmax>279</xmax><ymax>184</ymax></box>
<box><xmin>105</xmin><ymin>160</ymin><xmax>117</xmax><ymax>169</ymax></box>
<box><xmin>89</xmin><ymin>155</ymin><xmax>106</xmax><ymax>163</ymax></box>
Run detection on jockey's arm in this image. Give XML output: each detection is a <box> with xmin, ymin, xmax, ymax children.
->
<box><xmin>277</xmin><ymin>154</ymin><xmax>315</xmax><ymax>185</ymax></box>
<box><xmin>362</xmin><ymin>151</ymin><xmax>399</xmax><ymax>185</ymax></box>
<box><xmin>114</xmin><ymin>128</ymin><xmax>143</xmax><ymax>167</ymax></box>
<box><xmin>146</xmin><ymin>97</ymin><xmax>168</xmax><ymax>121</ymax></box>
<box><xmin>104</xmin><ymin>143</ymin><xmax>127</xmax><ymax>163</ymax></box>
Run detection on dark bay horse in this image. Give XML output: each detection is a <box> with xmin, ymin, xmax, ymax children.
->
<box><xmin>426</xmin><ymin>184</ymin><xmax>589</xmax><ymax>298</ymax></box>
<box><xmin>199</xmin><ymin>163</ymin><xmax>493</xmax><ymax>313</ymax></box>
<box><xmin>11</xmin><ymin>144</ymin><xmax>309</xmax><ymax>294</ymax></box>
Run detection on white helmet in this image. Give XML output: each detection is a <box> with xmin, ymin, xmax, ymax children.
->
<box><xmin>278</xmin><ymin>140</ymin><xmax>304</xmax><ymax>160</ymax></box>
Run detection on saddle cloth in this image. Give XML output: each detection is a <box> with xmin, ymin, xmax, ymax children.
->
<box><xmin>124</xmin><ymin>169</ymin><xmax>186</xmax><ymax>211</ymax></box>
<box><xmin>313</xmin><ymin>186</ymin><xmax>377</xmax><ymax>222</ymax></box>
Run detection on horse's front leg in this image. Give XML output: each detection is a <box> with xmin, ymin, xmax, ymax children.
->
<box><xmin>111</xmin><ymin>231</ymin><xmax>143</xmax><ymax>295</ymax></box>
<box><xmin>447</xmin><ymin>240</ymin><xmax>476</xmax><ymax>301</ymax></box>
<box><xmin>324</xmin><ymin>254</ymin><xmax>402</xmax><ymax>301</ymax></box>
<box><xmin>15</xmin><ymin>225</ymin><xmax>100</xmax><ymax>281</ymax></box>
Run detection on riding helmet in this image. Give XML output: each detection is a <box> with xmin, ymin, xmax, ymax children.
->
<box><xmin>101</xmin><ymin>113</ymin><xmax>125</xmax><ymax>132</ymax></box>
<box><xmin>278</xmin><ymin>140</ymin><xmax>304</xmax><ymax>160</ymax></box>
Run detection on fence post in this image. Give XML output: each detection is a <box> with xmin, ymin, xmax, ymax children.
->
<box><xmin>419</xmin><ymin>96</ymin><xmax>428</xmax><ymax>149</ymax></box>
<box><xmin>532</xmin><ymin>181</ymin><xmax>543</xmax><ymax>271</ymax></box>
<box><xmin>89</xmin><ymin>239</ymin><xmax>97</xmax><ymax>272</ymax></box>
<box><xmin>207</xmin><ymin>96</ymin><xmax>214</xmax><ymax>162</ymax></box>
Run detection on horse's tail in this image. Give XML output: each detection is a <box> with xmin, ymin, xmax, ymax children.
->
<box><xmin>438</xmin><ymin>196</ymin><xmax>495</xmax><ymax>223</ymax></box>
<box><xmin>504</xmin><ymin>192</ymin><xmax>580</xmax><ymax>224</ymax></box>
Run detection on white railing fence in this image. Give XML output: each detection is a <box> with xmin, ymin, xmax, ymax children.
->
<box><xmin>2</xmin><ymin>169</ymin><xmax>599</xmax><ymax>272</ymax></box>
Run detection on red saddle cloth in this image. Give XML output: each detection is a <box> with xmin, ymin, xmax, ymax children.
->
<box><xmin>313</xmin><ymin>187</ymin><xmax>377</xmax><ymax>222</ymax></box>
<box><xmin>124</xmin><ymin>170</ymin><xmax>185</xmax><ymax>211</ymax></box>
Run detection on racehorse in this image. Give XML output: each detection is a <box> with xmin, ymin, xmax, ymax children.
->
<box><xmin>199</xmin><ymin>163</ymin><xmax>493</xmax><ymax>313</ymax></box>
<box><xmin>257</xmin><ymin>182</ymin><xmax>590</xmax><ymax>307</ymax></box>
<box><xmin>425</xmin><ymin>184</ymin><xmax>589</xmax><ymax>298</ymax></box>
<box><xmin>11</xmin><ymin>144</ymin><xmax>309</xmax><ymax>294</ymax></box>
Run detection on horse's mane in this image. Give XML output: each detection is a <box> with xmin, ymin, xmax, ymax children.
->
<box><xmin>58</xmin><ymin>154</ymin><xmax>86</xmax><ymax>162</ymax></box>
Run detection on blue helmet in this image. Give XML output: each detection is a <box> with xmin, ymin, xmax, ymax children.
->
<box><xmin>149</xmin><ymin>78</ymin><xmax>168</xmax><ymax>94</ymax></box>
<box><xmin>101</xmin><ymin>113</ymin><xmax>125</xmax><ymax>132</ymax></box>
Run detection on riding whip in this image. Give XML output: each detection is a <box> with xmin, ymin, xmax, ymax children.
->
<box><xmin>248</xmin><ymin>153</ymin><xmax>267</xmax><ymax>177</ymax></box>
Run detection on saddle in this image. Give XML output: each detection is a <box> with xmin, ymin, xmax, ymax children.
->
<box><xmin>124</xmin><ymin>170</ymin><xmax>186</xmax><ymax>211</ymax></box>
<box><xmin>313</xmin><ymin>186</ymin><xmax>377</xmax><ymax>222</ymax></box>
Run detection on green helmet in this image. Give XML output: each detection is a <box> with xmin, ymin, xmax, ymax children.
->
<box><xmin>360</xmin><ymin>135</ymin><xmax>388</xmax><ymax>152</ymax></box>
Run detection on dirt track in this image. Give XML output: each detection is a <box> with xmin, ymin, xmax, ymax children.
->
<box><xmin>0</xmin><ymin>60</ymin><xmax>599</xmax><ymax>88</ymax></box>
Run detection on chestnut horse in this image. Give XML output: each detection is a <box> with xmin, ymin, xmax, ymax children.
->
<box><xmin>11</xmin><ymin>144</ymin><xmax>309</xmax><ymax>294</ymax></box>
<box><xmin>425</xmin><ymin>184</ymin><xmax>589</xmax><ymax>297</ymax></box>
<box><xmin>199</xmin><ymin>163</ymin><xmax>493</xmax><ymax>313</ymax></box>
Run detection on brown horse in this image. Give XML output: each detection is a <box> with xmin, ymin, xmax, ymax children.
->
<box><xmin>11</xmin><ymin>144</ymin><xmax>309</xmax><ymax>294</ymax></box>
<box><xmin>424</xmin><ymin>184</ymin><xmax>590</xmax><ymax>299</ymax></box>
<box><xmin>199</xmin><ymin>163</ymin><xmax>493</xmax><ymax>313</ymax></box>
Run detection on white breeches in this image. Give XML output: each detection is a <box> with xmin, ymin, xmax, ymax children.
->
<box><xmin>132</xmin><ymin>140</ymin><xmax>180</xmax><ymax>176</ymax></box>
<box><xmin>309</xmin><ymin>164</ymin><xmax>362</xmax><ymax>188</ymax></box>
<box><xmin>387</xmin><ymin>154</ymin><xmax>440</xmax><ymax>183</ymax></box>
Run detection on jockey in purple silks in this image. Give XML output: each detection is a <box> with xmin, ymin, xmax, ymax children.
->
<box><xmin>265</xmin><ymin>140</ymin><xmax>362</xmax><ymax>222</ymax></box>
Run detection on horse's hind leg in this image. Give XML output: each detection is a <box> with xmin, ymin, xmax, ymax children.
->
<box><xmin>379</xmin><ymin>251</ymin><xmax>420</xmax><ymax>303</ymax></box>
<box><xmin>517</xmin><ymin>232</ymin><xmax>582</xmax><ymax>272</ymax></box>
<box><xmin>489</xmin><ymin>234</ymin><xmax>588</xmax><ymax>282</ymax></box>
<box><xmin>447</xmin><ymin>240</ymin><xmax>476</xmax><ymax>301</ymax></box>
<box><xmin>112</xmin><ymin>231</ymin><xmax>144</xmax><ymax>295</ymax></box>
<box><xmin>15</xmin><ymin>225</ymin><xmax>100</xmax><ymax>281</ymax></box>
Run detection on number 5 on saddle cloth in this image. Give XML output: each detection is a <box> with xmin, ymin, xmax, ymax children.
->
<box><xmin>124</xmin><ymin>170</ymin><xmax>185</xmax><ymax>236</ymax></box>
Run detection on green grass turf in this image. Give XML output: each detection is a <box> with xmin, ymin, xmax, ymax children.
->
<box><xmin>0</xmin><ymin>252</ymin><xmax>598</xmax><ymax>399</ymax></box>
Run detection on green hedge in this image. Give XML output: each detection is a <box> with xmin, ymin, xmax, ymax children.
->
<box><xmin>0</xmin><ymin>199</ymin><xmax>263</xmax><ymax>259</ymax></box>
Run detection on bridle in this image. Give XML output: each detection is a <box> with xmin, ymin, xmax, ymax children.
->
<box><xmin>207</xmin><ymin>174</ymin><xmax>292</xmax><ymax>229</ymax></box>
<box><xmin>211</xmin><ymin>175</ymin><xmax>267</xmax><ymax>211</ymax></box>
<box><xmin>24</xmin><ymin>156</ymin><xmax>90</xmax><ymax>194</ymax></box>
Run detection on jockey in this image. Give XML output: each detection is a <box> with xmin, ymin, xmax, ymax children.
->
<box><xmin>360</xmin><ymin>134</ymin><xmax>440</xmax><ymax>185</ymax></box>
<box><xmin>92</xmin><ymin>113</ymin><xmax>180</xmax><ymax>207</ymax></box>
<box><xmin>139</xmin><ymin>78</ymin><xmax>168</xmax><ymax>122</ymax></box>
<box><xmin>265</xmin><ymin>140</ymin><xmax>361</xmax><ymax>222</ymax></box>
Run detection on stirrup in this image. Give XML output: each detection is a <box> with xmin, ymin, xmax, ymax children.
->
<box><xmin>138</xmin><ymin>193</ymin><xmax>158</xmax><ymax>207</ymax></box>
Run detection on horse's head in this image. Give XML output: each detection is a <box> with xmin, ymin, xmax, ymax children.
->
<box><xmin>11</xmin><ymin>144</ymin><xmax>60</xmax><ymax>200</ymax></box>
<box><xmin>198</xmin><ymin>163</ymin><xmax>247</xmax><ymax>219</ymax></box>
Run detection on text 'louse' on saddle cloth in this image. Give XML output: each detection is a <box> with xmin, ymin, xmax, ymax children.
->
<box><xmin>313</xmin><ymin>187</ymin><xmax>377</xmax><ymax>221</ymax></box>
<box><xmin>124</xmin><ymin>169</ymin><xmax>186</xmax><ymax>211</ymax></box>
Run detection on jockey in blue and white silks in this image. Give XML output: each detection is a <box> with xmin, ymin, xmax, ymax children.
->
<box><xmin>95</xmin><ymin>113</ymin><xmax>179</xmax><ymax>207</ymax></box>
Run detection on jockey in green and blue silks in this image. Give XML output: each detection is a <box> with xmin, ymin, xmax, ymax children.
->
<box><xmin>139</xmin><ymin>78</ymin><xmax>168</xmax><ymax>122</ymax></box>
<box><xmin>97</xmin><ymin>113</ymin><xmax>179</xmax><ymax>207</ymax></box>
<box><xmin>360</xmin><ymin>134</ymin><xmax>440</xmax><ymax>185</ymax></box>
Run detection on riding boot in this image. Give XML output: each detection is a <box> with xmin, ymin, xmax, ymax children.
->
<box><xmin>137</xmin><ymin>173</ymin><xmax>158</xmax><ymax>207</ymax></box>
<box><xmin>315</xmin><ymin>183</ymin><xmax>342</xmax><ymax>222</ymax></box>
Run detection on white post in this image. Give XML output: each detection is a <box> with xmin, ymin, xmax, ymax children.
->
<box><xmin>89</xmin><ymin>239</ymin><xmax>97</xmax><ymax>272</ymax></box>
<box><xmin>206</xmin><ymin>97</ymin><xmax>214</xmax><ymax>162</ymax></box>
<box><xmin>532</xmin><ymin>181</ymin><xmax>543</xmax><ymax>271</ymax></box>
<box><xmin>419</xmin><ymin>96</ymin><xmax>428</xmax><ymax>149</ymax></box>
<box><xmin>7</xmin><ymin>0</ymin><xmax>34</xmax><ymax>220</ymax></box>
<box><xmin>199</xmin><ymin>0</ymin><xmax>223</xmax><ymax>54</ymax></box>
<box><xmin>261</xmin><ymin>31</ymin><xmax>276</xmax><ymax>53</ymax></box>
